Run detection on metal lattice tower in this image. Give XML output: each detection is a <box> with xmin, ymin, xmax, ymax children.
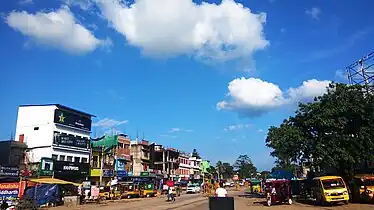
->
<box><xmin>346</xmin><ymin>52</ymin><xmax>374</xmax><ymax>93</ymax></box>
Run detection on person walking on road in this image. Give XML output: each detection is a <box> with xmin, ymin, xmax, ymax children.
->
<box><xmin>167</xmin><ymin>186</ymin><xmax>175</xmax><ymax>202</ymax></box>
<box><xmin>215</xmin><ymin>182</ymin><xmax>228</xmax><ymax>197</ymax></box>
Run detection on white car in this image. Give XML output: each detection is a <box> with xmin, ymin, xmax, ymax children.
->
<box><xmin>186</xmin><ymin>185</ymin><xmax>200</xmax><ymax>194</ymax></box>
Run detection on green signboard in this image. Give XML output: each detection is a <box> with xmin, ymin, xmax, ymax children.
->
<box><xmin>140</xmin><ymin>172</ymin><xmax>149</xmax><ymax>176</ymax></box>
<box><xmin>39</xmin><ymin>157</ymin><xmax>54</xmax><ymax>177</ymax></box>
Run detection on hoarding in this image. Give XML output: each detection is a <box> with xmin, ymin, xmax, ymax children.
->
<box><xmin>54</xmin><ymin>109</ymin><xmax>92</xmax><ymax>131</ymax></box>
<box><xmin>0</xmin><ymin>183</ymin><xmax>19</xmax><ymax>205</ymax></box>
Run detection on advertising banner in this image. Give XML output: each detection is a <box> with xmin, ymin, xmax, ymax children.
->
<box><xmin>54</xmin><ymin>161</ymin><xmax>89</xmax><ymax>176</ymax></box>
<box><xmin>115</xmin><ymin>159</ymin><xmax>125</xmax><ymax>171</ymax></box>
<box><xmin>54</xmin><ymin>109</ymin><xmax>92</xmax><ymax>131</ymax></box>
<box><xmin>0</xmin><ymin>165</ymin><xmax>19</xmax><ymax>177</ymax></box>
<box><xmin>53</xmin><ymin>133</ymin><xmax>89</xmax><ymax>149</ymax></box>
<box><xmin>0</xmin><ymin>183</ymin><xmax>19</xmax><ymax>205</ymax></box>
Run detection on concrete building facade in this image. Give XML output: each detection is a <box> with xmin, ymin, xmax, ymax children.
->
<box><xmin>149</xmin><ymin>144</ymin><xmax>179</xmax><ymax>178</ymax></box>
<box><xmin>176</xmin><ymin>152</ymin><xmax>190</xmax><ymax>180</ymax></box>
<box><xmin>189</xmin><ymin>156</ymin><xmax>202</xmax><ymax>179</ymax></box>
<box><xmin>130</xmin><ymin>139</ymin><xmax>150</xmax><ymax>176</ymax></box>
<box><xmin>14</xmin><ymin>104</ymin><xmax>93</xmax><ymax>181</ymax></box>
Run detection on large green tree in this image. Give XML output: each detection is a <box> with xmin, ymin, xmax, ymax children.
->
<box><xmin>216</xmin><ymin>161</ymin><xmax>234</xmax><ymax>179</ymax></box>
<box><xmin>234</xmin><ymin>155</ymin><xmax>257</xmax><ymax>179</ymax></box>
<box><xmin>266</xmin><ymin>83</ymin><xmax>374</xmax><ymax>179</ymax></box>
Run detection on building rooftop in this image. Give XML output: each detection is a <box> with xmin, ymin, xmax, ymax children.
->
<box><xmin>19</xmin><ymin>104</ymin><xmax>96</xmax><ymax>117</ymax></box>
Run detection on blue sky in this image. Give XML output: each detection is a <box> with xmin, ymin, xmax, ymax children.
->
<box><xmin>0</xmin><ymin>0</ymin><xmax>373</xmax><ymax>171</ymax></box>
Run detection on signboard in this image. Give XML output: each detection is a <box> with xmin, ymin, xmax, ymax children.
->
<box><xmin>0</xmin><ymin>183</ymin><xmax>19</xmax><ymax>205</ymax></box>
<box><xmin>54</xmin><ymin>133</ymin><xmax>89</xmax><ymax>149</ymax></box>
<box><xmin>0</xmin><ymin>165</ymin><xmax>19</xmax><ymax>177</ymax></box>
<box><xmin>54</xmin><ymin>109</ymin><xmax>92</xmax><ymax>131</ymax></box>
<box><xmin>140</xmin><ymin>172</ymin><xmax>149</xmax><ymax>177</ymax></box>
<box><xmin>115</xmin><ymin>159</ymin><xmax>125</xmax><ymax>171</ymax></box>
<box><xmin>39</xmin><ymin>158</ymin><xmax>54</xmax><ymax>176</ymax></box>
<box><xmin>116</xmin><ymin>170</ymin><xmax>128</xmax><ymax>177</ymax></box>
<box><xmin>54</xmin><ymin>161</ymin><xmax>89</xmax><ymax>176</ymax></box>
<box><xmin>103</xmin><ymin>169</ymin><xmax>114</xmax><ymax>177</ymax></box>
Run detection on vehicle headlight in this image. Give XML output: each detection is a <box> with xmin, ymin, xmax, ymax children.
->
<box><xmin>343</xmin><ymin>191</ymin><xmax>348</xmax><ymax>195</ymax></box>
<box><xmin>325</xmin><ymin>193</ymin><xmax>331</xmax><ymax>196</ymax></box>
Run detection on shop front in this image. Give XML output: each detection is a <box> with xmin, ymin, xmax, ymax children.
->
<box><xmin>54</xmin><ymin>161</ymin><xmax>89</xmax><ymax>183</ymax></box>
<box><xmin>90</xmin><ymin>168</ymin><xmax>114</xmax><ymax>186</ymax></box>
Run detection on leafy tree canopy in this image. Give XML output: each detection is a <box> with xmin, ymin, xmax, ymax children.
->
<box><xmin>234</xmin><ymin>155</ymin><xmax>257</xmax><ymax>179</ymax></box>
<box><xmin>265</xmin><ymin>83</ymin><xmax>374</xmax><ymax>179</ymax></box>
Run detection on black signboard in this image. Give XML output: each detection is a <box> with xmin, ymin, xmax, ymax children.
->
<box><xmin>54</xmin><ymin>109</ymin><xmax>92</xmax><ymax>131</ymax></box>
<box><xmin>54</xmin><ymin>133</ymin><xmax>89</xmax><ymax>149</ymax></box>
<box><xmin>0</xmin><ymin>165</ymin><xmax>19</xmax><ymax>177</ymax></box>
<box><xmin>54</xmin><ymin>161</ymin><xmax>89</xmax><ymax>176</ymax></box>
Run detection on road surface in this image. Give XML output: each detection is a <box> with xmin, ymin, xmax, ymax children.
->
<box><xmin>53</xmin><ymin>190</ymin><xmax>374</xmax><ymax>210</ymax></box>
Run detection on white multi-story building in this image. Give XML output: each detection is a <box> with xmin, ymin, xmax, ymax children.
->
<box><xmin>189</xmin><ymin>156</ymin><xmax>202</xmax><ymax>179</ymax></box>
<box><xmin>14</xmin><ymin>104</ymin><xmax>93</xmax><ymax>180</ymax></box>
<box><xmin>177</xmin><ymin>152</ymin><xmax>191</xmax><ymax>180</ymax></box>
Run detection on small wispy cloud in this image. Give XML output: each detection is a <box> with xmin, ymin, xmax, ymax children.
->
<box><xmin>167</xmin><ymin>128</ymin><xmax>193</xmax><ymax>133</ymax></box>
<box><xmin>19</xmin><ymin>0</ymin><xmax>33</xmax><ymax>5</ymax></box>
<box><xmin>224</xmin><ymin>124</ymin><xmax>251</xmax><ymax>132</ymax></box>
<box><xmin>305</xmin><ymin>7</ymin><xmax>321</xmax><ymax>20</ymax></box>
<box><xmin>258</xmin><ymin>129</ymin><xmax>264</xmax><ymax>133</ymax></box>
<box><xmin>280</xmin><ymin>28</ymin><xmax>286</xmax><ymax>33</ymax></box>
<box><xmin>160</xmin><ymin>134</ymin><xmax>177</xmax><ymax>138</ymax></box>
<box><xmin>93</xmin><ymin>118</ymin><xmax>128</xmax><ymax>128</ymax></box>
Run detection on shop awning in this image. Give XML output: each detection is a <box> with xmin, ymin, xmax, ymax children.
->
<box><xmin>28</xmin><ymin>178</ymin><xmax>81</xmax><ymax>186</ymax></box>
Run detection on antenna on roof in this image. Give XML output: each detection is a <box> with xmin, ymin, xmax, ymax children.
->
<box><xmin>142</xmin><ymin>132</ymin><xmax>145</xmax><ymax>140</ymax></box>
<box><xmin>10</xmin><ymin>132</ymin><xmax>14</xmax><ymax>141</ymax></box>
<box><xmin>136</xmin><ymin>128</ymin><xmax>139</xmax><ymax>141</ymax></box>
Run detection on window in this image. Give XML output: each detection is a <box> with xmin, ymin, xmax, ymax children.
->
<box><xmin>45</xmin><ymin>163</ymin><xmax>51</xmax><ymax>170</ymax></box>
<box><xmin>67</xmin><ymin>156</ymin><xmax>73</xmax><ymax>162</ymax></box>
<box><xmin>93</xmin><ymin>156</ymin><xmax>98</xmax><ymax>168</ymax></box>
<box><xmin>74</xmin><ymin>157</ymin><xmax>80</xmax><ymax>163</ymax></box>
<box><xmin>33</xmin><ymin>127</ymin><xmax>39</xmax><ymax>131</ymax></box>
<box><xmin>59</xmin><ymin>155</ymin><xmax>65</xmax><ymax>161</ymax></box>
<box><xmin>52</xmin><ymin>154</ymin><xmax>58</xmax><ymax>160</ymax></box>
<box><xmin>81</xmin><ymin>157</ymin><xmax>87</xmax><ymax>163</ymax></box>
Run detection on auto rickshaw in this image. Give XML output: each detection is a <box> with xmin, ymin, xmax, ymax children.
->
<box><xmin>99</xmin><ymin>186</ymin><xmax>114</xmax><ymax>200</ymax></box>
<box><xmin>250</xmin><ymin>179</ymin><xmax>262</xmax><ymax>193</ymax></box>
<box><xmin>352</xmin><ymin>174</ymin><xmax>374</xmax><ymax>203</ymax></box>
<box><xmin>140</xmin><ymin>183</ymin><xmax>157</xmax><ymax>198</ymax></box>
<box><xmin>122</xmin><ymin>182</ymin><xmax>141</xmax><ymax>199</ymax></box>
<box><xmin>265</xmin><ymin>180</ymin><xmax>292</xmax><ymax>206</ymax></box>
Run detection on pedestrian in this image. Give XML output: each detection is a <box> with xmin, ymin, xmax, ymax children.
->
<box><xmin>215</xmin><ymin>182</ymin><xmax>228</xmax><ymax>197</ymax></box>
<box><xmin>167</xmin><ymin>186</ymin><xmax>175</xmax><ymax>202</ymax></box>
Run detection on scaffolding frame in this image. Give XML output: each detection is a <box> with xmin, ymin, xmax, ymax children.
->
<box><xmin>346</xmin><ymin>52</ymin><xmax>374</xmax><ymax>93</ymax></box>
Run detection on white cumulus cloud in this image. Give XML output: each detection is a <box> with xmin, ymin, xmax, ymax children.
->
<box><xmin>6</xmin><ymin>6</ymin><xmax>108</xmax><ymax>54</ymax></box>
<box><xmin>95</xmin><ymin>0</ymin><xmax>269</xmax><ymax>61</ymax></box>
<box><xmin>217</xmin><ymin>77</ymin><xmax>331</xmax><ymax>117</ymax></box>
<box><xmin>93</xmin><ymin>118</ymin><xmax>128</xmax><ymax>128</ymax></box>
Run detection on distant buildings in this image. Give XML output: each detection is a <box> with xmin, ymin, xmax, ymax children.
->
<box><xmin>8</xmin><ymin>103</ymin><xmax>209</xmax><ymax>185</ymax></box>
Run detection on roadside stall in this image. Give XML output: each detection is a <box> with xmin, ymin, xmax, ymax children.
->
<box><xmin>24</xmin><ymin>178</ymin><xmax>82</xmax><ymax>207</ymax></box>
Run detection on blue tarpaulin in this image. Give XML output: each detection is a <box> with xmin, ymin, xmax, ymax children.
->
<box><xmin>269</xmin><ymin>170</ymin><xmax>295</xmax><ymax>180</ymax></box>
<box><xmin>24</xmin><ymin>184</ymin><xmax>61</xmax><ymax>206</ymax></box>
